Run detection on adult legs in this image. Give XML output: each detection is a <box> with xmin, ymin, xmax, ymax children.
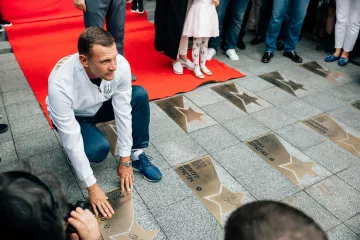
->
<box><xmin>334</xmin><ymin>0</ymin><xmax>351</xmax><ymax>56</ymax></box>
<box><xmin>208</xmin><ymin>0</ymin><xmax>231</xmax><ymax>51</ymax></box>
<box><xmin>106</xmin><ymin>0</ymin><xmax>126</xmax><ymax>55</ymax></box>
<box><xmin>342</xmin><ymin>0</ymin><xmax>360</xmax><ymax>54</ymax></box>
<box><xmin>284</xmin><ymin>0</ymin><xmax>310</xmax><ymax>52</ymax></box>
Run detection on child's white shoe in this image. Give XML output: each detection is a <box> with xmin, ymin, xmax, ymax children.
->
<box><xmin>207</xmin><ymin>48</ymin><xmax>216</xmax><ymax>61</ymax></box>
<box><xmin>193</xmin><ymin>66</ymin><xmax>205</xmax><ymax>79</ymax></box>
<box><xmin>179</xmin><ymin>59</ymin><xmax>195</xmax><ymax>70</ymax></box>
<box><xmin>173</xmin><ymin>61</ymin><xmax>183</xmax><ymax>74</ymax></box>
<box><xmin>200</xmin><ymin>65</ymin><xmax>212</xmax><ymax>76</ymax></box>
<box><xmin>226</xmin><ymin>49</ymin><xmax>240</xmax><ymax>61</ymax></box>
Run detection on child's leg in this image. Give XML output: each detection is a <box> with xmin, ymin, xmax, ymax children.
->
<box><xmin>131</xmin><ymin>0</ymin><xmax>138</xmax><ymax>11</ymax></box>
<box><xmin>192</xmin><ymin>38</ymin><xmax>204</xmax><ymax>78</ymax></box>
<box><xmin>200</xmin><ymin>37</ymin><xmax>212</xmax><ymax>75</ymax></box>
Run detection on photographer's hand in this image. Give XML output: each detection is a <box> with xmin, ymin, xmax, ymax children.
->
<box><xmin>87</xmin><ymin>183</ymin><xmax>114</xmax><ymax>218</ymax></box>
<box><xmin>117</xmin><ymin>156</ymin><xmax>134</xmax><ymax>192</ymax></box>
<box><xmin>68</xmin><ymin>208</ymin><xmax>100</xmax><ymax>240</ymax></box>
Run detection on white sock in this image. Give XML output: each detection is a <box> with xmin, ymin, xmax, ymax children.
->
<box><xmin>131</xmin><ymin>149</ymin><xmax>143</xmax><ymax>161</ymax></box>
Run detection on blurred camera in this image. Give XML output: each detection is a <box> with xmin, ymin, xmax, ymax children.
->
<box><xmin>64</xmin><ymin>201</ymin><xmax>92</xmax><ymax>238</ymax></box>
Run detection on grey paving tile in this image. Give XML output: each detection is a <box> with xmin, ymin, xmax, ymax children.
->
<box><xmin>202</xmin><ymin>100</ymin><xmax>247</xmax><ymax>123</ymax></box>
<box><xmin>14</xmin><ymin>130</ymin><xmax>60</xmax><ymax>159</ymax></box>
<box><xmin>0</xmin><ymin>161</ymin><xmax>20</xmax><ymax>173</ymax></box>
<box><xmin>152</xmin><ymin>196</ymin><xmax>223</xmax><ymax>240</ymax></box>
<box><xmin>345</xmin><ymin>214</ymin><xmax>360</xmax><ymax>236</ymax></box>
<box><xmin>278</xmin><ymin>99</ymin><xmax>323</xmax><ymax>120</ymax></box>
<box><xmin>283</xmin><ymin>191</ymin><xmax>340</xmax><ymax>231</ymax></box>
<box><xmin>200</xmin><ymin>230</ymin><xmax>224</xmax><ymax>240</ymax></box>
<box><xmin>189</xmin><ymin>124</ymin><xmax>240</xmax><ymax>153</ymax></box>
<box><xmin>0</xmin><ymin>140</ymin><xmax>17</xmax><ymax>165</ymax></box>
<box><xmin>57</xmin><ymin>170</ymin><xmax>85</xmax><ymax>203</ymax></box>
<box><xmin>327</xmin><ymin>84</ymin><xmax>360</xmax><ymax>103</ymax></box>
<box><xmin>149</xmin><ymin>116</ymin><xmax>187</xmax><ymax>146</ymax></box>
<box><xmin>211</xmin><ymin>143</ymin><xmax>265</xmax><ymax>178</ymax></box>
<box><xmin>337</xmin><ymin>165</ymin><xmax>360</xmax><ymax>192</ymax></box>
<box><xmin>0</xmin><ymin>69</ymin><xmax>26</xmax><ymax>82</ymax></box>
<box><xmin>3</xmin><ymin>89</ymin><xmax>36</xmax><ymax>106</ymax></box>
<box><xmin>0</xmin><ymin>78</ymin><xmax>31</xmax><ymax>93</ymax></box>
<box><xmin>236</xmin><ymin>162</ymin><xmax>299</xmax><ymax>201</ymax></box>
<box><xmin>6</xmin><ymin>101</ymin><xmax>43</xmax><ymax>122</ymax></box>
<box><xmin>275</xmin><ymin>122</ymin><xmax>327</xmax><ymax>150</ymax></box>
<box><xmin>184</xmin><ymin>88</ymin><xmax>225</xmax><ymax>107</ymax></box>
<box><xmin>328</xmin><ymin>105</ymin><xmax>360</xmax><ymax>129</ymax></box>
<box><xmin>256</xmin><ymin>87</ymin><xmax>297</xmax><ymax>105</ymax></box>
<box><xmin>251</xmin><ymin>107</ymin><xmax>297</xmax><ymax>131</ymax></box>
<box><xmin>155</xmin><ymin>135</ymin><xmax>207</xmax><ymax>167</ymax></box>
<box><xmin>304</xmin><ymin>141</ymin><xmax>360</xmax><ymax>174</ymax></box>
<box><xmin>305</xmin><ymin>175</ymin><xmax>360</xmax><ymax>221</ymax></box>
<box><xmin>223</xmin><ymin>115</ymin><xmax>271</xmax><ymax>141</ymax></box>
<box><xmin>150</xmin><ymin>101</ymin><xmax>168</xmax><ymax>120</ymax></box>
<box><xmin>302</xmin><ymin>91</ymin><xmax>346</xmax><ymax>112</ymax></box>
<box><xmin>235</xmin><ymin>76</ymin><xmax>275</xmax><ymax>93</ymax></box>
<box><xmin>79</xmin><ymin>154</ymin><xmax>119</xmax><ymax>192</ymax></box>
<box><xmin>144</xmin><ymin>142</ymin><xmax>171</xmax><ymax>170</ymax></box>
<box><xmin>134</xmin><ymin>168</ymin><xmax>193</xmax><ymax>210</ymax></box>
<box><xmin>0</xmin><ymin>41</ymin><xmax>11</xmax><ymax>54</ymax></box>
<box><xmin>0</xmin><ymin>95</ymin><xmax>3</xmax><ymax>108</ymax></box>
<box><xmin>10</xmin><ymin>113</ymin><xmax>50</xmax><ymax>138</ymax></box>
<box><xmin>327</xmin><ymin>224</ymin><xmax>359</xmax><ymax>240</ymax></box>
<box><xmin>25</xmin><ymin>148</ymin><xmax>71</xmax><ymax>175</ymax></box>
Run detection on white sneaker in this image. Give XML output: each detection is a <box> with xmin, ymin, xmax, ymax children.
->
<box><xmin>226</xmin><ymin>49</ymin><xmax>240</xmax><ymax>61</ymax></box>
<box><xmin>179</xmin><ymin>59</ymin><xmax>195</xmax><ymax>70</ymax></box>
<box><xmin>207</xmin><ymin>48</ymin><xmax>216</xmax><ymax>61</ymax></box>
<box><xmin>173</xmin><ymin>61</ymin><xmax>183</xmax><ymax>74</ymax></box>
<box><xmin>193</xmin><ymin>66</ymin><xmax>205</xmax><ymax>79</ymax></box>
<box><xmin>200</xmin><ymin>65</ymin><xmax>212</xmax><ymax>76</ymax></box>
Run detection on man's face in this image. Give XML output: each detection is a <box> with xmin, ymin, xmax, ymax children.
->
<box><xmin>87</xmin><ymin>43</ymin><xmax>118</xmax><ymax>81</ymax></box>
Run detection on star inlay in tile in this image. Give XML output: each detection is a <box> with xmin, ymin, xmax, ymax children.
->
<box><xmin>299</xmin><ymin>61</ymin><xmax>344</xmax><ymax>82</ymax></box>
<box><xmin>279</xmin><ymin>156</ymin><xmax>318</xmax><ymax>181</ymax></box>
<box><xmin>176</xmin><ymin>107</ymin><xmax>205</xmax><ymax>123</ymax></box>
<box><xmin>115</xmin><ymin>222</ymin><xmax>159</xmax><ymax>240</ymax></box>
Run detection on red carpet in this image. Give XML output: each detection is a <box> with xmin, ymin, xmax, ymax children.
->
<box><xmin>1</xmin><ymin>0</ymin><xmax>245</xmax><ymax>122</ymax></box>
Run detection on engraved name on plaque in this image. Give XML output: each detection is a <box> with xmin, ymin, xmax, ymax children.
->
<box><xmin>246</xmin><ymin>134</ymin><xmax>318</xmax><ymax>186</ymax></box>
<box><xmin>175</xmin><ymin>156</ymin><xmax>246</xmax><ymax>225</ymax></box>
<box><xmin>304</xmin><ymin>114</ymin><xmax>360</xmax><ymax>158</ymax></box>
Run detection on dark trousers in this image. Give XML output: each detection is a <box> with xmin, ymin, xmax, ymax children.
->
<box><xmin>55</xmin><ymin>86</ymin><xmax>150</xmax><ymax>163</ymax></box>
<box><xmin>84</xmin><ymin>0</ymin><xmax>126</xmax><ymax>55</ymax></box>
<box><xmin>256</xmin><ymin>0</ymin><xmax>274</xmax><ymax>38</ymax></box>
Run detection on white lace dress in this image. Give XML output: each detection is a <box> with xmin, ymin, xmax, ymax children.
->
<box><xmin>182</xmin><ymin>0</ymin><xmax>219</xmax><ymax>38</ymax></box>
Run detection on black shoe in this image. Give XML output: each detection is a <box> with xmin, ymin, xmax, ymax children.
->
<box><xmin>283</xmin><ymin>51</ymin><xmax>303</xmax><ymax>63</ymax></box>
<box><xmin>237</xmin><ymin>40</ymin><xmax>246</xmax><ymax>50</ymax></box>
<box><xmin>0</xmin><ymin>123</ymin><xmax>8</xmax><ymax>134</ymax></box>
<box><xmin>0</xmin><ymin>25</ymin><xmax>3</xmax><ymax>33</ymax></box>
<box><xmin>276</xmin><ymin>41</ymin><xmax>284</xmax><ymax>51</ymax></box>
<box><xmin>131</xmin><ymin>2</ymin><xmax>137</xmax><ymax>12</ymax></box>
<box><xmin>131</xmin><ymin>74</ymin><xmax>137</xmax><ymax>81</ymax></box>
<box><xmin>250</xmin><ymin>36</ymin><xmax>265</xmax><ymax>45</ymax></box>
<box><xmin>261</xmin><ymin>52</ymin><xmax>274</xmax><ymax>63</ymax></box>
<box><xmin>0</xmin><ymin>19</ymin><xmax>11</xmax><ymax>27</ymax></box>
<box><xmin>137</xmin><ymin>0</ymin><xmax>144</xmax><ymax>14</ymax></box>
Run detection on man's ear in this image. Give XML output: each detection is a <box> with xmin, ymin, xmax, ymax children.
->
<box><xmin>79</xmin><ymin>54</ymin><xmax>89</xmax><ymax>68</ymax></box>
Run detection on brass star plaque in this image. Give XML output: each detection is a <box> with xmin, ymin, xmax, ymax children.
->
<box><xmin>155</xmin><ymin>95</ymin><xmax>208</xmax><ymax>132</ymax></box>
<box><xmin>98</xmin><ymin>189</ymin><xmax>159</xmax><ymax>240</ymax></box>
<box><xmin>304</xmin><ymin>114</ymin><xmax>360</xmax><ymax>158</ymax></box>
<box><xmin>246</xmin><ymin>133</ymin><xmax>318</xmax><ymax>186</ymax></box>
<box><xmin>351</xmin><ymin>100</ymin><xmax>360</xmax><ymax>111</ymax></box>
<box><xmin>175</xmin><ymin>156</ymin><xmax>246</xmax><ymax>225</ymax></box>
<box><xmin>211</xmin><ymin>83</ymin><xmax>261</xmax><ymax>113</ymax></box>
<box><xmin>299</xmin><ymin>61</ymin><xmax>344</xmax><ymax>82</ymax></box>
<box><xmin>258</xmin><ymin>71</ymin><xmax>307</xmax><ymax>97</ymax></box>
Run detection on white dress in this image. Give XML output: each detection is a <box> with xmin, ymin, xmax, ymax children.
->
<box><xmin>182</xmin><ymin>0</ymin><xmax>219</xmax><ymax>38</ymax></box>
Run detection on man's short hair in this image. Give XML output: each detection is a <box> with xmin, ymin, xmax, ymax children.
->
<box><xmin>225</xmin><ymin>201</ymin><xmax>328</xmax><ymax>240</ymax></box>
<box><xmin>0</xmin><ymin>167</ymin><xmax>68</xmax><ymax>240</ymax></box>
<box><xmin>78</xmin><ymin>27</ymin><xmax>116</xmax><ymax>58</ymax></box>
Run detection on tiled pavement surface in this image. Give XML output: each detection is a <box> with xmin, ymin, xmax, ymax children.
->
<box><xmin>1</xmin><ymin>2</ymin><xmax>360</xmax><ymax>239</ymax></box>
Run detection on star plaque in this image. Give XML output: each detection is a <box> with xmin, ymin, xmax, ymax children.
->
<box><xmin>115</xmin><ymin>222</ymin><xmax>159</xmax><ymax>240</ymax></box>
<box><xmin>258</xmin><ymin>71</ymin><xmax>307</xmax><ymax>97</ymax></box>
<box><xmin>246</xmin><ymin>134</ymin><xmax>318</xmax><ymax>186</ymax></box>
<box><xmin>304</xmin><ymin>114</ymin><xmax>360</xmax><ymax>158</ymax></box>
<box><xmin>299</xmin><ymin>61</ymin><xmax>344</xmax><ymax>82</ymax></box>
<box><xmin>155</xmin><ymin>95</ymin><xmax>216</xmax><ymax>132</ymax></box>
<box><xmin>211</xmin><ymin>83</ymin><xmax>268</xmax><ymax>113</ymax></box>
<box><xmin>175</xmin><ymin>156</ymin><xmax>246</xmax><ymax>225</ymax></box>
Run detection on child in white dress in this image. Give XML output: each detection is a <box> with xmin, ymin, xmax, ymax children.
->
<box><xmin>182</xmin><ymin>0</ymin><xmax>220</xmax><ymax>79</ymax></box>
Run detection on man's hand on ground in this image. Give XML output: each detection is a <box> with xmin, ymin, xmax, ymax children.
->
<box><xmin>74</xmin><ymin>0</ymin><xmax>87</xmax><ymax>12</ymax></box>
<box><xmin>87</xmin><ymin>183</ymin><xmax>114</xmax><ymax>218</ymax></box>
<box><xmin>68</xmin><ymin>208</ymin><xmax>101</xmax><ymax>240</ymax></box>
<box><xmin>118</xmin><ymin>157</ymin><xmax>134</xmax><ymax>192</ymax></box>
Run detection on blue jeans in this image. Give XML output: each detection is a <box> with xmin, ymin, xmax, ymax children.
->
<box><xmin>76</xmin><ymin>86</ymin><xmax>150</xmax><ymax>163</ymax></box>
<box><xmin>208</xmin><ymin>0</ymin><xmax>249</xmax><ymax>51</ymax></box>
<box><xmin>265</xmin><ymin>0</ymin><xmax>310</xmax><ymax>53</ymax></box>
